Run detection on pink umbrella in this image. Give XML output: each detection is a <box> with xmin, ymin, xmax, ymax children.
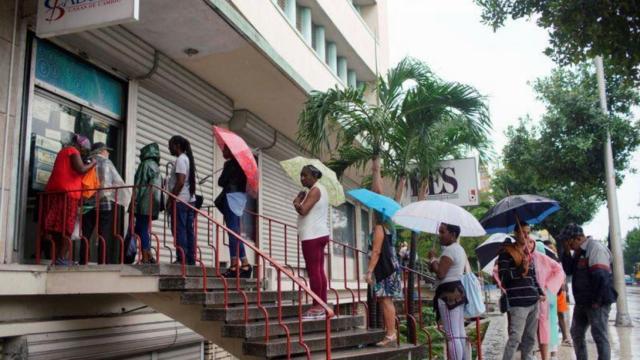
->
<box><xmin>213</xmin><ymin>126</ymin><xmax>259</xmax><ymax>197</ymax></box>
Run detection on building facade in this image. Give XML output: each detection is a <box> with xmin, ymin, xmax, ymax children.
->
<box><xmin>0</xmin><ymin>0</ymin><xmax>390</xmax><ymax>358</ymax></box>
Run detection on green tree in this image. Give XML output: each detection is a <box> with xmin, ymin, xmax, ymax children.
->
<box><xmin>297</xmin><ymin>57</ymin><xmax>431</xmax><ymax>195</ymax></box>
<box><xmin>492</xmin><ymin>63</ymin><xmax>640</xmax><ymax>236</ymax></box>
<box><xmin>623</xmin><ymin>227</ymin><xmax>640</xmax><ymax>274</ymax></box>
<box><xmin>474</xmin><ymin>0</ymin><xmax>640</xmax><ymax>85</ymax></box>
<box><xmin>297</xmin><ymin>57</ymin><xmax>491</xmax><ymax>199</ymax></box>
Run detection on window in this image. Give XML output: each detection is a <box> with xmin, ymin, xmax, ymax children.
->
<box><xmin>332</xmin><ymin>202</ymin><xmax>355</xmax><ymax>257</ymax></box>
<box><xmin>360</xmin><ymin>208</ymin><xmax>370</xmax><ymax>268</ymax></box>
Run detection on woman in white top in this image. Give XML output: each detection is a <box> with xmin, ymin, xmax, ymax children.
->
<box><xmin>428</xmin><ymin>223</ymin><xmax>468</xmax><ymax>360</ymax></box>
<box><xmin>293</xmin><ymin>165</ymin><xmax>330</xmax><ymax>320</ymax></box>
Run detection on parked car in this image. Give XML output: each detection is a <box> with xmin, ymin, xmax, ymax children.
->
<box><xmin>625</xmin><ymin>274</ymin><xmax>633</xmax><ymax>285</ymax></box>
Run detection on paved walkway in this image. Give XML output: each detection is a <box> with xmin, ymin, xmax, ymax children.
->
<box><xmin>482</xmin><ymin>286</ymin><xmax>640</xmax><ymax>359</ymax></box>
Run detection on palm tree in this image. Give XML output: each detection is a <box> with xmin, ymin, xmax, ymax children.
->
<box><xmin>297</xmin><ymin>57</ymin><xmax>491</xmax><ymax>198</ymax></box>
<box><xmin>297</xmin><ymin>57</ymin><xmax>431</xmax><ymax>194</ymax></box>
<box><xmin>395</xmin><ymin>78</ymin><xmax>493</xmax><ymax>200</ymax></box>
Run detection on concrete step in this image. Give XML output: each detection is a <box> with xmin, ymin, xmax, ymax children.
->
<box><xmin>159</xmin><ymin>277</ymin><xmax>257</xmax><ymax>291</ymax></box>
<box><xmin>181</xmin><ymin>290</ymin><xmax>298</xmax><ymax>306</ymax></box>
<box><xmin>243</xmin><ymin>328</ymin><xmax>386</xmax><ymax>358</ymax></box>
<box><xmin>223</xmin><ymin>315</ymin><xmax>363</xmax><ymax>339</ymax></box>
<box><xmin>291</xmin><ymin>344</ymin><xmax>428</xmax><ymax>360</ymax></box>
<box><xmin>202</xmin><ymin>304</ymin><xmax>315</xmax><ymax>323</ymax></box>
<box><xmin>123</xmin><ymin>264</ymin><xmax>219</xmax><ymax>277</ymax></box>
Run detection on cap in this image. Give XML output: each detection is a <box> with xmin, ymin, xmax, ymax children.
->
<box><xmin>561</xmin><ymin>223</ymin><xmax>584</xmax><ymax>240</ymax></box>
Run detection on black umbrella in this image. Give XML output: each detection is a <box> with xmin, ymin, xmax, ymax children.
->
<box><xmin>475</xmin><ymin>233</ymin><xmax>515</xmax><ymax>269</ymax></box>
<box><xmin>480</xmin><ymin>194</ymin><xmax>560</xmax><ymax>234</ymax></box>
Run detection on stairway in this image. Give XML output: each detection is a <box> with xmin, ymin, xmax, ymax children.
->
<box><xmin>124</xmin><ymin>264</ymin><xmax>427</xmax><ymax>359</ymax></box>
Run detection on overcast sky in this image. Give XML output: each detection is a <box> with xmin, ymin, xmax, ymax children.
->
<box><xmin>387</xmin><ymin>0</ymin><xmax>640</xmax><ymax>240</ymax></box>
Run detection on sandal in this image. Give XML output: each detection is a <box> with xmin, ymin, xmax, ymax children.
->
<box><xmin>376</xmin><ymin>334</ymin><xmax>397</xmax><ymax>347</ymax></box>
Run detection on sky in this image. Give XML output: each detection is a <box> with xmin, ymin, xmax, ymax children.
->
<box><xmin>386</xmin><ymin>0</ymin><xmax>640</xmax><ymax>240</ymax></box>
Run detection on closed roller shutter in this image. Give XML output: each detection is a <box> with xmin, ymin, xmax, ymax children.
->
<box><xmin>260</xmin><ymin>154</ymin><xmax>303</xmax><ymax>268</ymax></box>
<box><xmin>135</xmin><ymin>88</ymin><xmax>217</xmax><ymax>264</ymax></box>
<box><xmin>26</xmin><ymin>321</ymin><xmax>202</xmax><ymax>360</ymax></box>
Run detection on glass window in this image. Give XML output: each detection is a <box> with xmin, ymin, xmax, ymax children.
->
<box><xmin>332</xmin><ymin>202</ymin><xmax>355</xmax><ymax>258</ymax></box>
<box><xmin>360</xmin><ymin>208</ymin><xmax>370</xmax><ymax>268</ymax></box>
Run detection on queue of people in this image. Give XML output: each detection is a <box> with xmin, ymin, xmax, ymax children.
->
<box><xmin>42</xmin><ymin>133</ymin><xmax>620</xmax><ymax>358</ymax></box>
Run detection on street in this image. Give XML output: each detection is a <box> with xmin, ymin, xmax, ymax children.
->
<box><xmin>557</xmin><ymin>286</ymin><xmax>640</xmax><ymax>359</ymax></box>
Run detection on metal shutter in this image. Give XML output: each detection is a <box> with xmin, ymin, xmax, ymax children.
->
<box><xmin>260</xmin><ymin>154</ymin><xmax>302</xmax><ymax>268</ymax></box>
<box><xmin>26</xmin><ymin>321</ymin><xmax>202</xmax><ymax>360</ymax></box>
<box><xmin>135</xmin><ymin>88</ymin><xmax>217</xmax><ymax>265</ymax></box>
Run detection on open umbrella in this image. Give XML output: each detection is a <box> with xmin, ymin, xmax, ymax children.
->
<box><xmin>477</xmin><ymin>234</ymin><xmax>559</xmax><ymax>274</ymax></box>
<box><xmin>213</xmin><ymin>126</ymin><xmax>259</xmax><ymax>196</ymax></box>
<box><xmin>280</xmin><ymin>156</ymin><xmax>345</xmax><ymax>206</ymax></box>
<box><xmin>480</xmin><ymin>194</ymin><xmax>560</xmax><ymax>234</ymax></box>
<box><xmin>347</xmin><ymin>189</ymin><xmax>401</xmax><ymax>219</ymax></box>
<box><xmin>475</xmin><ymin>233</ymin><xmax>515</xmax><ymax>269</ymax></box>
<box><xmin>392</xmin><ymin>200</ymin><xmax>486</xmax><ymax>237</ymax></box>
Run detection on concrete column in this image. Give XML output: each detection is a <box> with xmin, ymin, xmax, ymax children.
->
<box><xmin>313</xmin><ymin>25</ymin><xmax>325</xmax><ymax>60</ymax></box>
<box><xmin>347</xmin><ymin>70</ymin><xmax>357</xmax><ymax>88</ymax></box>
<box><xmin>284</xmin><ymin>0</ymin><xmax>296</xmax><ymax>25</ymax></box>
<box><xmin>326</xmin><ymin>42</ymin><xmax>337</xmax><ymax>74</ymax></box>
<box><xmin>337</xmin><ymin>57</ymin><xmax>348</xmax><ymax>82</ymax></box>
<box><xmin>299</xmin><ymin>7</ymin><xmax>312</xmax><ymax>45</ymax></box>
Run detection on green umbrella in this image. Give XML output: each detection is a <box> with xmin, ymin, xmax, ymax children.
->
<box><xmin>280</xmin><ymin>156</ymin><xmax>345</xmax><ymax>206</ymax></box>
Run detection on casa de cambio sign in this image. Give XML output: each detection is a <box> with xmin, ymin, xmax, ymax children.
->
<box><xmin>37</xmin><ymin>0</ymin><xmax>139</xmax><ymax>38</ymax></box>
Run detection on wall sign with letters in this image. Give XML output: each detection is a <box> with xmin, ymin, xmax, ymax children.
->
<box><xmin>37</xmin><ymin>0</ymin><xmax>139</xmax><ymax>38</ymax></box>
<box><xmin>410</xmin><ymin>157</ymin><xmax>480</xmax><ymax>206</ymax></box>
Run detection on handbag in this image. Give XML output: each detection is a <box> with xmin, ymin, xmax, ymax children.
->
<box><xmin>461</xmin><ymin>259</ymin><xmax>486</xmax><ymax>318</ymax></box>
<box><xmin>194</xmin><ymin>170</ymin><xmax>204</xmax><ymax>209</ymax></box>
<box><xmin>373</xmin><ymin>232</ymin><xmax>395</xmax><ymax>281</ymax></box>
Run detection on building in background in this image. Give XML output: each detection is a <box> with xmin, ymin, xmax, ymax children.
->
<box><xmin>0</xmin><ymin>0</ymin><xmax>389</xmax><ymax>358</ymax></box>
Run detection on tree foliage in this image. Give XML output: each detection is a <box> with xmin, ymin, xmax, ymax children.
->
<box><xmin>623</xmin><ymin>227</ymin><xmax>640</xmax><ymax>274</ymax></box>
<box><xmin>492</xmin><ymin>63</ymin><xmax>640</xmax><ymax>236</ymax></box>
<box><xmin>474</xmin><ymin>0</ymin><xmax>640</xmax><ymax>85</ymax></box>
<box><xmin>297</xmin><ymin>57</ymin><xmax>492</xmax><ymax>199</ymax></box>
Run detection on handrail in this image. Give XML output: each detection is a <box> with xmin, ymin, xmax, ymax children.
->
<box><xmin>36</xmin><ymin>184</ymin><xmax>335</xmax><ymax>360</ymax></box>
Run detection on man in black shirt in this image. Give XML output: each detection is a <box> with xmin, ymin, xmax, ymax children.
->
<box><xmin>499</xmin><ymin>222</ymin><xmax>545</xmax><ymax>360</ymax></box>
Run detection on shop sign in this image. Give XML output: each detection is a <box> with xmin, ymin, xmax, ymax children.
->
<box><xmin>411</xmin><ymin>157</ymin><xmax>480</xmax><ymax>206</ymax></box>
<box><xmin>37</xmin><ymin>0</ymin><xmax>139</xmax><ymax>38</ymax></box>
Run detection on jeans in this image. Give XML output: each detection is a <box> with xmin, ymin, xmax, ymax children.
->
<box><xmin>571</xmin><ymin>304</ymin><xmax>611</xmax><ymax>360</ymax></box>
<box><xmin>502</xmin><ymin>303</ymin><xmax>539</xmax><ymax>360</ymax></box>
<box><xmin>135</xmin><ymin>214</ymin><xmax>151</xmax><ymax>251</ymax></box>
<box><xmin>301</xmin><ymin>236</ymin><xmax>329</xmax><ymax>306</ymax></box>
<box><xmin>222</xmin><ymin>199</ymin><xmax>245</xmax><ymax>260</ymax></box>
<box><xmin>80</xmin><ymin>208</ymin><xmax>114</xmax><ymax>264</ymax></box>
<box><xmin>172</xmin><ymin>202</ymin><xmax>195</xmax><ymax>265</ymax></box>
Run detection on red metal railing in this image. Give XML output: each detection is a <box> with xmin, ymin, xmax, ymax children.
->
<box><xmin>36</xmin><ymin>185</ymin><xmax>334</xmax><ymax>360</ymax></box>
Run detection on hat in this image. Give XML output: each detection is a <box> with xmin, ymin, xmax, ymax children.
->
<box><xmin>91</xmin><ymin>142</ymin><xmax>113</xmax><ymax>154</ymax></box>
<box><xmin>561</xmin><ymin>223</ymin><xmax>584</xmax><ymax>240</ymax></box>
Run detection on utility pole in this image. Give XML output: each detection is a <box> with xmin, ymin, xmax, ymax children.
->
<box><xmin>594</xmin><ymin>56</ymin><xmax>632</xmax><ymax>327</ymax></box>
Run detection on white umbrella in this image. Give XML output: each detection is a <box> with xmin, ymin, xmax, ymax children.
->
<box><xmin>392</xmin><ymin>200</ymin><xmax>486</xmax><ymax>237</ymax></box>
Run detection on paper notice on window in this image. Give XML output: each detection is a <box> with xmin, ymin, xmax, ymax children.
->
<box><xmin>35</xmin><ymin>149</ymin><xmax>56</xmax><ymax>166</ymax></box>
<box><xmin>45</xmin><ymin>129</ymin><xmax>61</xmax><ymax>141</ymax></box>
<box><xmin>32</xmin><ymin>98</ymin><xmax>51</xmax><ymax>122</ymax></box>
<box><xmin>93</xmin><ymin>130</ymin><xmax>107</xmax><ymax>144</ymax></box>
<box><xmin>35</xmin><ymin>134</ymin><xmax>62</xmax><ymax>152</ymax></box>
<box><xmin>35</xmin><ymin>168</ymin><xmax>52</xmax><ymax>187</ymax></box>
<box><xmin>58</xmin><ymin>112</ymin><xmax>76</xmax><ymax>132</ymax></box>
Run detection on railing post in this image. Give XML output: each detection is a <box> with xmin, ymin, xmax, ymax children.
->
<box><xmin>407</xmin><ymin>231</ymin><xmax>417</xmax><ymax>343</ymax></box>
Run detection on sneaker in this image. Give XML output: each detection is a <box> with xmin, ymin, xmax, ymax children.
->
<box><xmin>301</xmin><ymin>309</ymin><xmax>325</xmax><ymax>320</ymax></box>
<box><xmin>55</xmin><ymin>258</ymin><xmax>77</xmax><ymax>266</ymax></box>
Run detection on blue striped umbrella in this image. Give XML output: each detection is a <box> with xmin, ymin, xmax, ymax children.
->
<box><xmin>480</xmin><ymin>194</ymin><xmax>560</xmax><ymax>234</ymax></box>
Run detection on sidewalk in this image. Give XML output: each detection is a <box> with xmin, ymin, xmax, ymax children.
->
<box><xmin>482</xmin><ymin>286</ymin><xmax>640</xmax><ymax>359</ymax></box>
